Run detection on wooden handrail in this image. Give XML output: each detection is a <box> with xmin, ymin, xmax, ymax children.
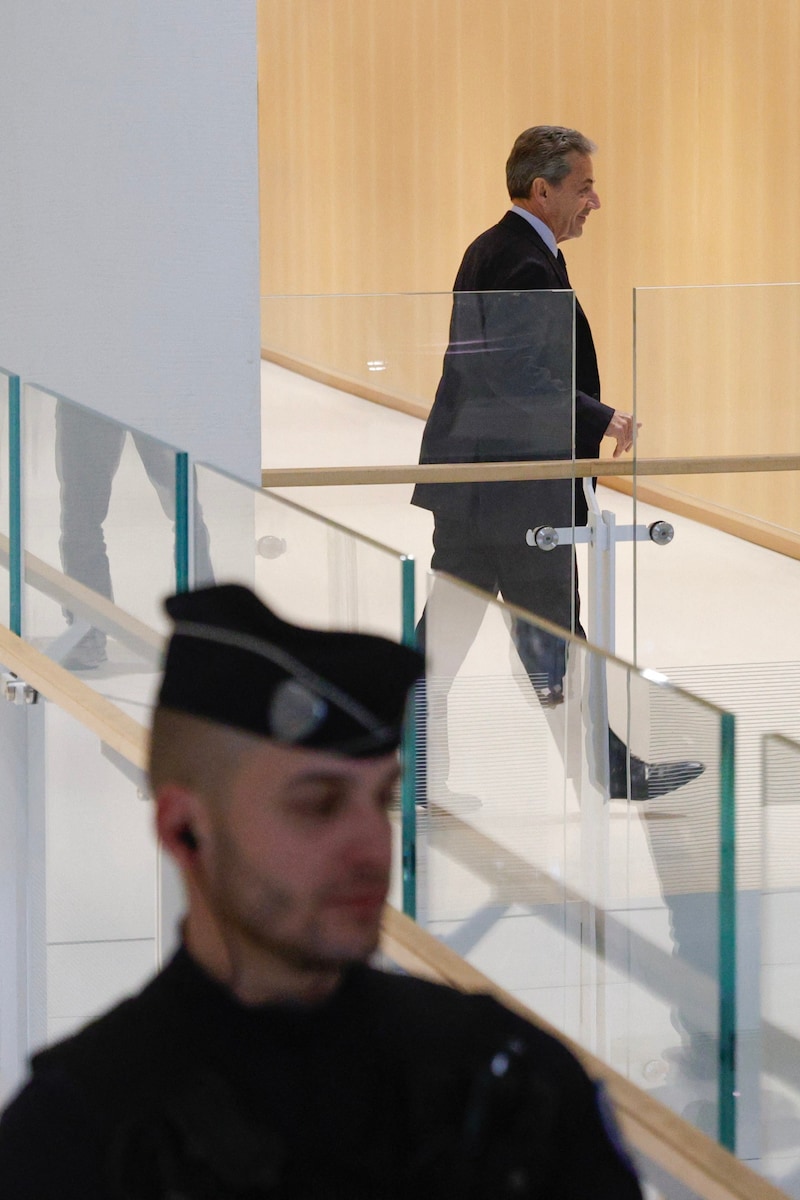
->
<box><xmin>382</xmin><ymin>907</ymin><xmax>788</xmax><ymax>1200</ymax></box>
<box><xmin>0</xmin><ymin>534</ymin><xmax>163</xmax><ymax>660</ymax></box>
<box><xmin>262</xmin><ymin>452</ymin><xmax>800</xmax><ymax>489</ymax></box>
<box><xmin>0</xmin><ymin>624</ymin><xmax>790</xmax><ymax>1199</ymax></box>
<box><xmin>0</xmin><ymin>626</ymin><xmax>148</xmax><ymax>769</ymax></box>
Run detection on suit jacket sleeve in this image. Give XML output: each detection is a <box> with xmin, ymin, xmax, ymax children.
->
<box><xmin>470</xmin><ymin>248</ymin><xmax>614</xmax><ymax>449</ymax></box>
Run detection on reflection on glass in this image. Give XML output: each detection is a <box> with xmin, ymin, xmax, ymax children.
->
<box><xmin>416</xmin><ymin>289</ymin><xmax>576</xmax><ymax>465</ymax></box>
<box><xmin>21</xmin><ymin>388</ymin><xmax>198</xmax><ymax>700</ymax></box>
<box><xmin>414</xmin><ymin>290</ymin><xmax>578</xmax><ymax>659</ymax></box>
<box><xmin>195</xmin><ymin>462</ymin><xmax>411</xmax><ymax>644</ymax></box>
<box><xmin>416</xmin><ymin>572</ymin><xmax>734</xmax><ymax>1147</ymax></box>
<box><xmin>262</xmin><ymin>289</ymin><xmax>578</xmax><ymax>465</ymax></box>
<box><xmin>264</xmin><ymin>289</ymin><xmax>588</xmax><ymax>690</ymax></box>
<box><xmin>54</xmin><ymin>398</ymin><xmax>177</xmax><ymax>655</ymax></box>
<box><xmin>262</xmin><ymin>292</ymin><xmax>454</xmax><ymax>468</ymax></box>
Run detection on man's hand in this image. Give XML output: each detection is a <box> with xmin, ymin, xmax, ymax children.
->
<box><xmin>604</xmin><ymin>410</ymin><xmax>641</xmax><ymax>457</ymax></box>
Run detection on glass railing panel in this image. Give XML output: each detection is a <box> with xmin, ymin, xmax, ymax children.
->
<box><xmin>33</xmin><ymin>699</ymin><xmax>158</xmax><ymax>1051</ymax></box>
<box><xmin>262</xmin><ymin>291</ymin><xmax>452</xmax><ymax>468</ymax></box>
<box><xmin>629</xmin><ymin>289</ymin><xmax>800</xmax><ymax>861</ymax></box>
<box><xmin>262</xmin><ymin>289</ymin><xmax>577</xmax><ymax>468</ymax></box>
<box><xmin>20</xmin><ymin>387</ymin><xmax>182</xmax><ymax>701</ymax></box>
<box><xmin>612</xmin><ymin>482</ymin><xmax>800</xmax><ymax>674</ymax></box>
<box><xmin>194</xmin><ymin>461</ymin><xmax>417</xmax><ymax>911</ymax></box>
<box><xmin>262</xmin><ymin>288</ymin><xmax>580</xmax><ymax>649</ymax></box>
<box><xmin>633</xmin><ymin>281</ymin><xmax>800</xmax><ymax>472</ymax></box>
<box><xmin>9</xmin><ymin>648</ymin><xmax>760</xmax><ymax>1200</ymax></box>
<box><xmin>760</xmin><ymin>732</ymin><xmax>800</xmax><ymax>1195</ymax></box>
<box><xmin>628</xmin><ymin>291</ymin><xmax>800</xmax><ymax>1158</ymax></box>
<box><xmin>417</xmin><ymin>570</ymin><xmax>736</xmax><ymax>1149</ymax></box>
<box><xmin>631</xmin><ymin>283</ymin><xmax>800</xmax><ymax>667</ymax></box>
<box><xmin>194</xmin><ymin>461</ymin><xmax>412</xmax><ymax>642</ymax></box>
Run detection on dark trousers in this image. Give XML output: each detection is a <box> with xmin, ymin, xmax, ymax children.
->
<box><xmin>413</xmin><ymin>502</ymin><xmax>636</xmax><ymax>795</ymax></box>
<box><xmin>418</xmin><ymin>503</ymin><xmax>581</xmax><ymax>692</ymax></box>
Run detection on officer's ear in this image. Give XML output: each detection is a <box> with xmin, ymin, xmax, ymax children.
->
<box><xmin>177</xmin><ymin>827</ymin><xmax>198</xmax><ymax>851</ymax></box>
<box><xmin>155</xmin><ymin>784</ymin><xmax>206</xmax><ymax>866</ymax></box>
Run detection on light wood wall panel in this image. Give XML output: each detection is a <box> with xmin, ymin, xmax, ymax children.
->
<box><xmin>258</xmin><ymin>0</ymin><xmax>800</xmax><ymax>528</ymax></box>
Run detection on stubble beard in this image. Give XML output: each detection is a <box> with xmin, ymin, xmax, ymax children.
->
<box><xmin>211</xmin><ymin>837</ymin><xmax>382</xmax><ymax>977</ymax></box>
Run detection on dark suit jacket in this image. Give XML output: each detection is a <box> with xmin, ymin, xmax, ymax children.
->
<box><xmin>412</xmin><ymin>211</ymin><xmax>614</xmax><ymax>525</ymax></box>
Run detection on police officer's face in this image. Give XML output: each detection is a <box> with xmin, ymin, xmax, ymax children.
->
<box><xmin>201</xmin><ymin>742</ymin><xmax>399</xmax><ymax>975</ymax></box>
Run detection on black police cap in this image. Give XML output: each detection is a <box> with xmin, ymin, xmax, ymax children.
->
<box><xmin>158</xmin><ymin>585</ymin><xmax>424</xmax><ymax>757</ymax></box>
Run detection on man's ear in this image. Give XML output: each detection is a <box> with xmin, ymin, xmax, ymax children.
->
<box><xmin>530</xmin><ymin>176</ymin><xmax>548</xmax><ymax>201</ymax></box>
<box><xmin>155</xmin><ymin>784</ymin><xmax>206</xmax><ymax>867</ymax></box>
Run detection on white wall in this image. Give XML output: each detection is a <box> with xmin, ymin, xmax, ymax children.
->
<box><xmin>0</xmin><ymin>0</ymin><xmax>261</xmax><ymax>483</ymax></box>
<box><xmin>0</xmin><ymin>699</ymin><xmax>43</xmax><ymax>1103</ymax></box>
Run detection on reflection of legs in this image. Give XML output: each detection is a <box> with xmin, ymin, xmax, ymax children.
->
<box><xmin>417</xmin><ymin>575</ymin><xmax>492</xmax><ymax>795</ymax></box>
<box><xmin>191</xmin><ymin>466</ymin><xmax>215</xmax><ymax>585</ymax></box>
<box><xmin>448</xmin><ymin>482</ymin><xmax>700</xmax><ymax>798</ymax></box>
<box><xmin>495</xmin><ymin>541</ymin><xmax>703</xmax><ymax>801</ymax></box>
<box><xmin>419</xmin><ymin>503</ymin><xmax>580</xmax><ymax>802</ymax></box>
<box><xmin>416</xmin><ymin>576</ymin><xmax>493</xmax><ymax>673</ymax></box>
<box><xmin>415</xmin><ymin>516</ymin><xmax>498</xmax><ymax>802</ymax></box>
<box><xmin>495</xmin><ymin>542</ymin><xmax>587</xmax><ymax>793</ymax></box>
<box><xmin>57</xmin><ymin>404</ymin><xmax>125</xmax><ymax>601</ymax></box>
<box><xmin>56</xmin><ymin>404</ymin><xmax>124</xmax><ymax>664</ymax></box>
<box><xmin>418</xmin><ymin>503</ymin><xmax>702</xmax><ymax>805</ymax></box>
<box><xmin>132</xmin><ymin>434</ymin><xmax>214</xmax><ymax>584</ymax></box>
<box><xmin>497</xmin><ymin>544</ymin><xmax>580</xmax><ymax>705</ymax></box>
<box><xmin>639</xmin><ymin>802</ymin><xmax>731</xmax><ymax>1132</ymax></box>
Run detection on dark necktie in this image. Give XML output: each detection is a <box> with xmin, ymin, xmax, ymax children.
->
<box><xmin>556</xmin><ymin>249</ymin><xmax>571</xmax><ymax>287</ymax></box>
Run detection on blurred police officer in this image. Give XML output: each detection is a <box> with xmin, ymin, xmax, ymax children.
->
<box><xmin>0</xmin><ymin>584</ymin><xmax>642</xmax><ymax>1199</ymax></box>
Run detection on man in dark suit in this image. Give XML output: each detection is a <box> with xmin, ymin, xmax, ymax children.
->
<box><xmin>412</xmin><ymin>126</ymin><xmax>701</xmax><ymax>801</ymax></box>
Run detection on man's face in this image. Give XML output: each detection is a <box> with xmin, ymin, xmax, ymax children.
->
<box><xmin>202</xmin><ymin>742</ymin><xmax>399</xmax><ymax>975</ymax></box>
<box><xmin>542</xmin><ymin>153</ymin><xmax>600</xmax><ymax>243</ymax></box>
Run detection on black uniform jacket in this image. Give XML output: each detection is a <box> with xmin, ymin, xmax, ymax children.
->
<box><xmin>0</xmin><ymin>947</ymin><xmax>641</xmax><ymax>1200</ymax></box>
<box><xmin>412</xmin><ymin>211</ymin><xmax>614</xmax><ymax>526</ymax></box>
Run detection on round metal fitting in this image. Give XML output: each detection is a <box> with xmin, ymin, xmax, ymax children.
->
<box><xmin>534</xmin><ymin>526</ymin><xmax>559</xmax><ymax>551</ymax></box>
<box><xmin>648</xmin><ymin>520</ymin><xmax>674</xmax><ymax>546</ymax></box>
<box><xmin>642</xmin><ymin>1058</ymin><xmax>669</xmax><ymax>1084</ymax></box>
<box><xmin>257</xmin><ymin>535</ymin><xmax>288</xmax><ymax>559</ymax></box>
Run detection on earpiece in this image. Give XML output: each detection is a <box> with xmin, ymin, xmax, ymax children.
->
<box><xmin>178</xmin><ymin>826</ymin><xmax>198</xmax><ymax>851</ymax></box>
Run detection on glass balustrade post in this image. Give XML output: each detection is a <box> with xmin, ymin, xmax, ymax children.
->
<box><xmin>400</xmin><ymin>555</ymin><xmax>417</xmax><ymax>919</ymax></box>
<box><xmin>718</xmin><ymin>710</ymin><xmax>737</xmax><ymax>1151</ymax></box>
<box><xmin>175</xmin><ymin>452</ymin><xmax>189</xmax><ymax>593</ymax></box>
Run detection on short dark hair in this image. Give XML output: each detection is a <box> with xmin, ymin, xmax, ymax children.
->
<box><xmin>506</xmin><ymin>126</ymin><xmax>597</xmax><ymax>200</ymax></box>
<box><xmin>148</xmin><ymin>706</ymin><xmax>259</xmax><ymax>806</ymax></box>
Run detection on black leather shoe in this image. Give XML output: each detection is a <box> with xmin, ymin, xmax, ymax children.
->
<box><xmin>610</xmin><ymin>754</ymin><xmax>705</xmax><ymax>801</ymax></box>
